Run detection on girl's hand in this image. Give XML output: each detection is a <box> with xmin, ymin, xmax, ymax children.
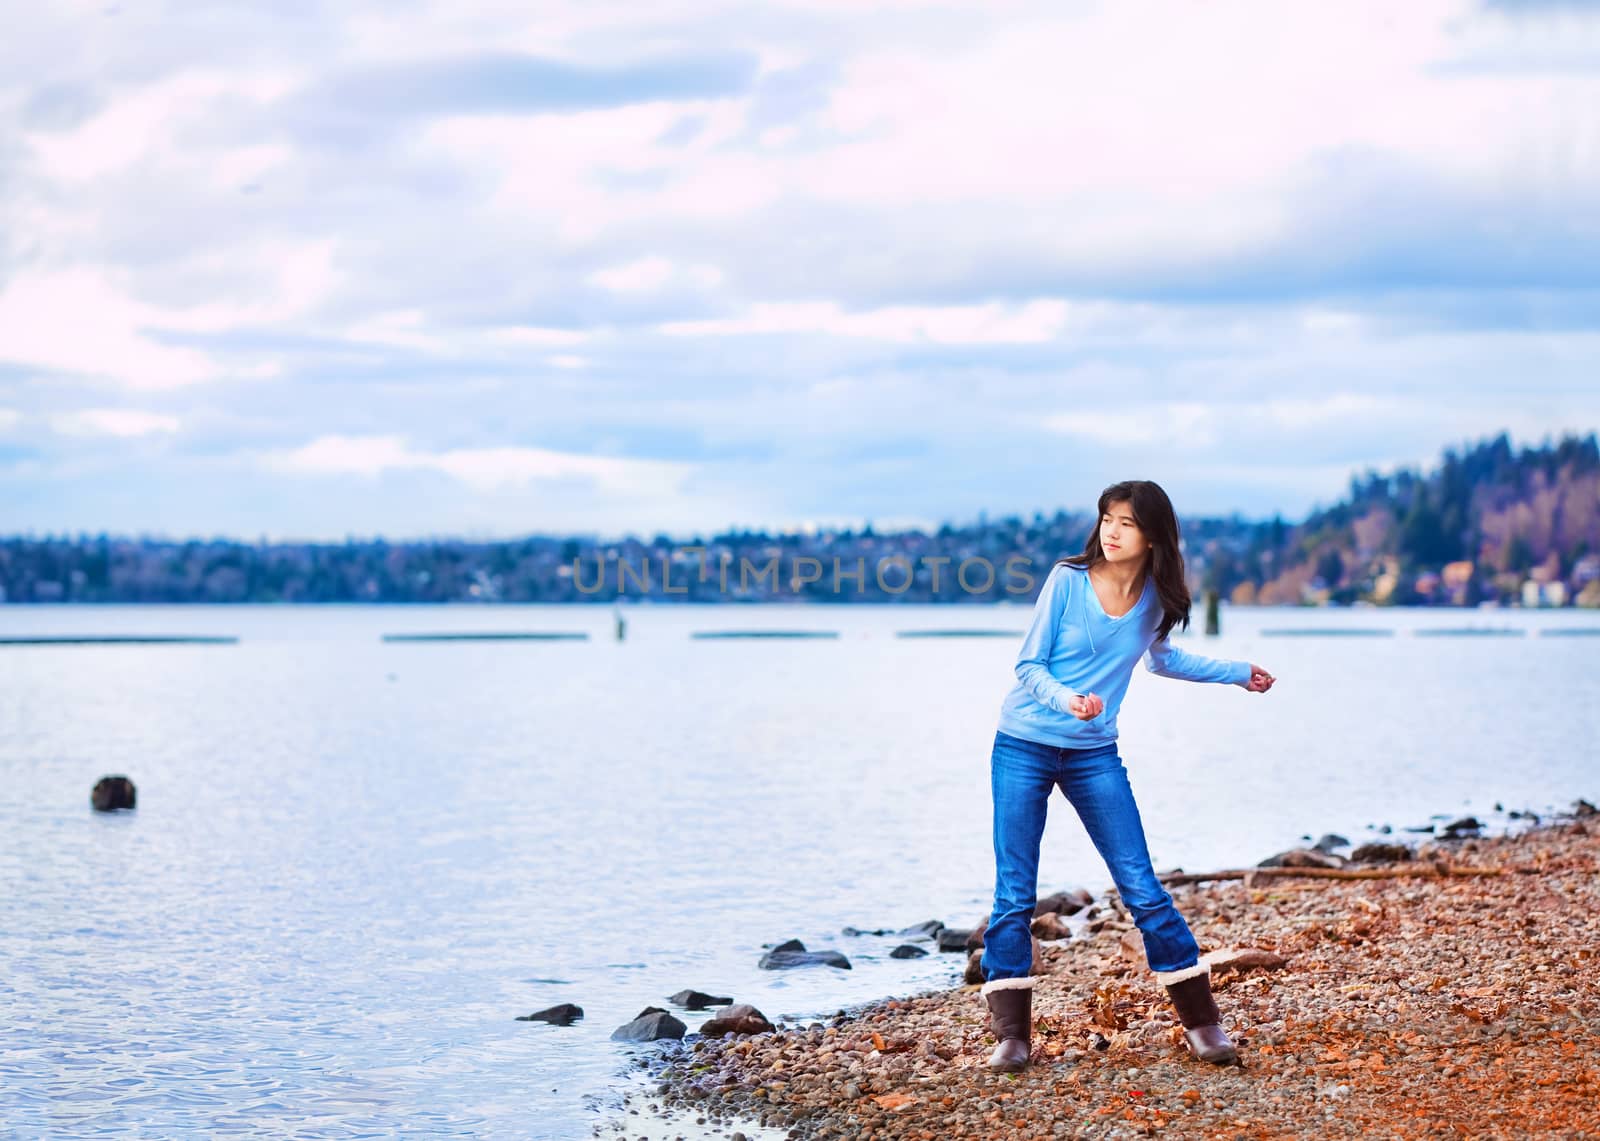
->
<box><xmin>1067</xmin><ymin>693</ymin><xmax>1105</xmax><ymax>720</ymax></box>
<box><xmin>1246</xmin><ymin>665</ymin><xmax>1276</xmax><ymax>693</ymax></box>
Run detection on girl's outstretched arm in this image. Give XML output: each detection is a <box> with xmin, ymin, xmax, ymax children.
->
<box><xmin>1143</xmin><ymin>635</ymin><xmax>1255</xmax><ymax>686</ymax></box>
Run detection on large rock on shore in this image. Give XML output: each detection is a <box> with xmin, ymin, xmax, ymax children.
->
<box><xmin>1350</xmin><ymin>841</ymin><xmax>1413</xmax><ymax>863</ymax></box>
<box><xmin>91</xmin><ymin>776</ymin><xmax>137</xmax><ymax>812</ymax></box>
<box><xmin>611</xmin><ymin>1007</ymin><xmax>686</xmax><ymax>1042</ymax></box>
<box><xmin>963</xmin><ymin>936</ymin><xmax>1044</xmax><ymax>985</ymax></box>
<box><xmin>1204</xmin><ymin>947</ymin><xmax>1289</xmax><ymax>973</ymax></box>
<box><xmin>699</xmin><ymin>1004</ymin><xmax>774</xmax><ymax>1037</ymax></box>
<box><xmin>1258</xmin><ymin>847</ymin><xmax>1344</xmax><ymax>868</ymax></box>
<box><xmin>1035</xmin><ymin>888</ymin><xmax>1093</xmax><ymax>917</ymax></box>
<box><xmin>1031</xmin><ymin>912</ymin><xmax>1072</xmax><ymax>940</ymax></box>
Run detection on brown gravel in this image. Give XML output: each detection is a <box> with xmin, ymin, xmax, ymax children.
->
<box><xmin>642</xmin><ymin>817</ymin><xmax>1600</xmax><ymax>1139</ymax></box>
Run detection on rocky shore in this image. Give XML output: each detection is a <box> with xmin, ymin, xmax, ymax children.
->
<box><xmin>631</xmin><ymin>812</ymin><xmax>1600</xmax><ymax>1139</ymax></box>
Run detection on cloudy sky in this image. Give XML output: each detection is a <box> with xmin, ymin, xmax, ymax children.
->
<box><xmin>3</xmin><ymin>0</ymin><xmax>1598</xmax><ymax>540</ymax></box>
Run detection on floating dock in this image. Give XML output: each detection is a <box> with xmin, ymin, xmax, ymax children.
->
<box><xmin>381</xmin><ymin>632</ymin><xmax>590</xmax><ymax>643</ymax></box>
<box><xmin>0</xmin><ymin>635</ymin><xmax>238</xmax><ymax>646</ymax></box>
<box><xmin>1414</xmin><ymin>628</ymin><xmax>1525</xmax><ymax>637</ymax></box>
<box><xmin>1259</xmin><ymin>628</ymin><xmax>1395</xmax><ymax>637</ymax></box>
<box><xmin>894</xmin><ymin>629</ymin><xmax>1024</xmax><ymax>639</ymax></box>
<box><xmin>690</xmin><ymin>630</ymin><xmax>839</xmax><ymax>640</ymax></box>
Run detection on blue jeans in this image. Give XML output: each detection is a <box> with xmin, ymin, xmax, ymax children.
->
<box><xmin>981</xmin><ymin>729</ymin><xmax>1201</xmax><ymax>979</ymax></box>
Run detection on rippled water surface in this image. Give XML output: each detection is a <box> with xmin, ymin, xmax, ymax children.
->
<box><xmin>3</xmin><ymin>604</ymin><xmax>1597</xmax><ymax>1139</ymax></box>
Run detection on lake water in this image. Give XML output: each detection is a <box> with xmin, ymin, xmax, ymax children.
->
<box><xmin>3</xmin><ymin>603</ymin><xmax>1597</xmax><ymax>1139</ymax></box>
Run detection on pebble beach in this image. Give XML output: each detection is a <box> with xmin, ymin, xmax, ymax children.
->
<box><xmin>631</xmin><ymin>811</ymin><xmax>1600</xmax><ymax>1140</ymax></box>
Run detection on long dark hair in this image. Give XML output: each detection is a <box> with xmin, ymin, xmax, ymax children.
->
<box><xmin>1057</xmin><ymin>479</ymin><xmax>1191</xmax><ymax>640</ymax></box>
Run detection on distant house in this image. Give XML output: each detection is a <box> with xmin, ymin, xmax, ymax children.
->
<box><xmin>1522</xmin><ymin>579</ymin><xmax>1568</xmax><ymax>608</ymax></box>
<box><xmin>1441</xmin><ymin>560</ymin><xmax>1474</xmax><ymax>590</ymax></box>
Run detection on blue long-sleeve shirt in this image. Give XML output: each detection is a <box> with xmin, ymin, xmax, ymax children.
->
<box><xmin>996</xmin><ymin>562</ymin><xmax>1252</xmax><ymax>748</ymax></box>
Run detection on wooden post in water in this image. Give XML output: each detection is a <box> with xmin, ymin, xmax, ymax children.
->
<box><xmin>1204</xmin><ymin>589</ymin><xmax>1220</xmax><ymax>636</ymax></box>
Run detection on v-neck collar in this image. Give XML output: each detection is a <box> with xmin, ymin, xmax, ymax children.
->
<box><xmin>1086</xmin><ymin>566</ymin><xmax>1150</xmax><ymax>621</ymax></box>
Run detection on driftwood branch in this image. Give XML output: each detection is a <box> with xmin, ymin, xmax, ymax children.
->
<box><xmin>1159</xmin><ymin>862</ymin><xmax>1512</xmax><ymax>887</ymax></box>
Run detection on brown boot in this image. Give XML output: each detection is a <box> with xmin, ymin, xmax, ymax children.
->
<box><xmin>1158</xmin><ymin>963</ymin><xmax>1238</xmax><ymax>1065</ymax></box>
<box><xmin>981</xmin><ymin>979</ymin><xmax>1033</xmax><ymax>1072</ymax></box>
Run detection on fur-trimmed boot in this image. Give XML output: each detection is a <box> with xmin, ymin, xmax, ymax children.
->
<box><xmin>980</xmin><ymin>977</ymin><xmax>1033</xmax><ymax>1072</ymax></box>
<box><xmin>1156</xmin><ymin>962</ymin><xmax>1238</xmax><ymax>1065</ymax></box>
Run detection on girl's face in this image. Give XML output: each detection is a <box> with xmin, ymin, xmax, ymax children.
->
<box><xmin>1099</xmin><ymin>500</ymin><xmax>1150</xmax><ymax>566</ymax></box>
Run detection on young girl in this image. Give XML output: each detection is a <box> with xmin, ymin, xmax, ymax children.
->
<box><xmin>979</xmin><ymin>479</ymin><xmax>1275</xmax><ymax>1072</ymax></box>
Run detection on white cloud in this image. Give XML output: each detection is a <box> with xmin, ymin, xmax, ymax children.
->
<box><xmin>488</xmin><ymin>325</ymin><xmax>591</xmax><ymax>348</ymax></box>
<box><xmin>0</xmin><ymin>248</ymin><xmax>336</xmax><ymax>390</ymax></box>
<box><xmin>0</xmin><ymin>409</ymin><xmax>19</xmax><ymax>433</ymax></box>
<box><xmin>270</xmin><ymin>434</ymin><xmax>694</xmax><ymax>494</ymax></box>
<box><xmin>661</xmin><ymin>298</ymin><xmax>1070</xmax><ymax>344</ymax></box>
<box><xmin>0</xmin><ymin>270</ymin><xmax>219</xmax><ymax>390</ymax></box>
<box><xmin>51</xmin><ymin>408</ymin><xmax>182</xmax><ymax>438</ymax></box>
<box><xmin>25</xmin><ymin>70</ymin><xmax>295</xmax><ymax>184</ymax></box>
<box><xmin>1043</xmin><ymin>402</ymin><xmax>1219</xmax><ymax>449</ymax></box>
<box><xmin>589</xmin><ymin>256</ymin><xmax>723</xmax><ymax>293</ymax></box>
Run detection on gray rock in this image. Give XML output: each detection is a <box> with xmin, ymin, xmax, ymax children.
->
<box><xmin>895</xmin><ymin>919</ymin><xmax>943</xmax><ymax>940</ymax></box>
<box><xmin>889</xmin><ymin>944</ymin><xmax>928</xmax><ymax>959</ymax></box>
<box><xmin>1312</xmin><ymin>833</ymin><xmax>1350</xmax><ymax>853</ymax></box>
<box><xmin>611</xmin><ymin>1008</ymin><xmax>686</xmax><ymax>1042</ymax></box>
<box><xmin>758</xmin><ymin>949</ymin><xmax>851</xmax><ymax>970</ymax></box>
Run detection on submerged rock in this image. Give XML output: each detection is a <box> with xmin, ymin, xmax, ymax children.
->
<box><xmin>895</xmin><ymin>919</ymin><xmax>943</xmax><ymax>940</ymax></box>
<box><xmin>889</xmin><ymin>944</ymin><xmax>928</xmax><ymax>959</ymax></box>
<box><xmin>516</xmin><ymin>1003</ymin><xmax>583</xmax><ymax>1025</ymax></box>
<box><xmin>91</xmin><ymin>776</ymin><xmax>137</xmax><ymax>812</ymax></box>
<box><xmin>668</xmin><ymin>989</ymin><xmax>732</xmax><ymax>1011</ymax></box>
<box><xmin>1313</xmin><ymin>833</ymin><xmax>1351</xmax><ymax>853</ymax></box>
